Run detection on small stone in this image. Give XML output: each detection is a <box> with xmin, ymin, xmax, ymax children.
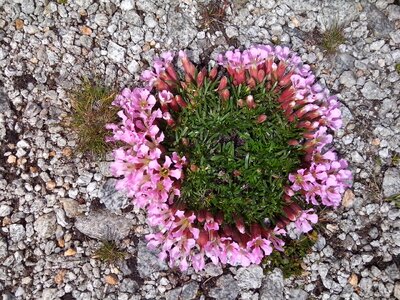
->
<box><xmin>288</xmin><ymin>289</ymin><xmax>308</xmax><ymax>300</ymax></box>
<box><xmin>80</xmin><ymin>26</ymin><xmax>92</xmax><ymax>36</ymax></box>
<box><xmin>0</xmin><ymin>205</ymin><xmax>12</xmax><ymax>217</ymax></box>
<box><xmin>339</xmin><ymin>71</ymin><xmax>357</xmax><ymax>88</ymax></box>
<box><xmin>34</xmin><ymin>213</ymin><xmax>57</xmax><ymax>239</ymax></box>
<box><xmin>209</xmin><ymin>274</ymin><xmax>240</xmax><ymax>300</ymax></box>
<box><xmin>382</xmin><ymin>168</ymin><xmax>400</xmax><ymax>197</ymax></box>
<box><xmin>136</xmin><ymin>240</ymin><xmax>168</xmax><ymax>278</ymax></box>
<box><xmin>15</xmin><ymin>19</ymin><xmax>24</xmax><ymax>30</ymax></box>
<box><xmin>7</xmin><ymin>155</ymin><xmax>17</xmax><ymax>164</ymax></box>
<box><xmin>41</xmin><ymin>288</ymin><xmax>58</xmax><ymax>300</ymax></box>
<box><xmin>105</xmin><ymin>274</ymin><xmax>119</xmax><ymax>285</ymax></box>
<box><xmin>370</xmin><ymin>40</ymin><xmax>385</xmax><ymax>51</ymax></box>
<box><xmin>94</xmin><ymin>13</ymin><xmax>108</xmax><ymax>27</ymax></box>
<box><xmin>235</xmin><ymin>265</ymin><xmax>264</xmax><ymax>289</ymax></box>
<box><xmin>260</xmin><ymin>269</ymin><xmax>284</xmax><ymax>300</ymax></box>
<box><xmin>64</xmin><ymin>248</ymin><xmax>77</xmax><ymax>256</ymax></box>
<box><xmin>74</xmin><ymin>210</ymin><xmax>132</xmax><ymax>240</ymax></box>
<box><xmin>10</xmin><ymin>224</ymin><xmax>26</xmax><ymax>242</ymax></box>
<box><xmin>361</xmin><ymin>81</ymin><xmax>386</xmax><ymax>100</ymax></box>
<box><xmin>107</xmin><ymin>41</ymin><xmax>126</xmax><ymax>63</ymax></box>
<box><xmin>127</xmin><ymin>60</ymin><xmax>140</xmax><ymax>74</ymax></box>
<box><xmin>342</xmin><ymin>189</ymin><xmax>355</xmax><ymax>208</ymax></box>
<box><xmin>62</xmin><ymin>147</ymin><xmax>72</xmax><ymax>157</ymax></box>
<box><xmin>46</xmin><ymin>181</ymin><xmax>56</xmax><ymax>191</ymax></box>
<box><xmin>394</xmin><ymin>282</ymin><xmax>400</xmax><ymax>299</ymax></box>
<box><xmin>54</xmin><ymin>269</ymin><xmax>67</xmax><ymax>285</ymax></box>
<box><xmin>120</xmin><ymin>0</ymin><xmax>134</xmax><ymax>10</ymax></box>
<box><xmin>60</xmin><ymin>198</ymin><xmax>83</xmax><ymax>218</ymax></box>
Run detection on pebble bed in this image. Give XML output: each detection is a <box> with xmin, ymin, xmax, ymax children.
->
<box><xmin>0</xmin><ymin>0</ymin><xmax>399</xmax><ymax>299</ymax></box>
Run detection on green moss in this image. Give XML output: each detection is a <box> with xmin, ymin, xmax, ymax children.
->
<box><xmin>320</xmin><ymin>23</ymin><xmax>346</xmax><ymax>54</ymax></box>
<box><xmin>68</xmin><ymin>79</ymin><xmax>118</xmax><ymax>158</ymax></box>
<box><xmin>395</xmin><ymin>63</ymin><xmax>400</xmax><ymax>75</ymax></box>
<box><xmin>57</xmin><ymin>0</ymin><xmax>68</xmax><ymax>4</ymax></box>
<box><xmin>94</xmin><ymin>241</ymin><xmax>127</xmax><ymax>263</ymax></box>
<box><xmin>263</xmin><ymin>231</ymin><xmax>318</xmax><ymax>278</ymax></box>
<box><xmin>164</xmin><ymin>78</ymin><xmax>304</xmax><ymax>225</ymax></box>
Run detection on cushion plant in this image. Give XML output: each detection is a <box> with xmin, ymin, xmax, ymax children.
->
<box><xmin>107</xmin><ymin>45</ymin><xmax>352</xmax><ymax>271</ymax></box>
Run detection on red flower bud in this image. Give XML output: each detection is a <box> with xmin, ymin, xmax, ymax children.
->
<box><xmin>197</xmin><ymin>230</ymin><xmax>209</xmax><ymax>247</ymax></box>
<box><xmin>217</xmin><ymin>76</ymin><xmax>228</xmax><ymax>91</ymax></box>
<box><xmin>169</xmin><ymin>98</ymin><xmax>180</xmax><ymax>112</ymax></box>
<box><xmin>283</xmin><ymin>206</ymin><xmax>297</xmax><ymax>221</ymax></box>
<box><xmin>175</xmin><ymin>95</ymin><xmax>187</xmax><ymax>108</ymax></box>
<box><xmin>249</xmin><ymin>66</ymin><xmax>258</xmax><ymax>80</ymax></box>
<box><xmin>166</xmin><ymin>64</ymin><xmax>178</xmax><ymax>81</ymax></box>
<box><xmin>234</xmin><ymin>215</ymin><xmax>245</xmax><ymax>234</ymax></box>
<box><xmin>190</xmin><ymin>164</ymin><xmax>199</xmax><ymax>172</ymax></box>
<box><xmin>246</xmin><ymin>95</ymin><xmax>256</xmax><ymax>109</ymax></box>
<box><xmin>276</xmin><ymin>61</ymin><xmax>287</xmax><ymax>79</ymax></box>
<box><xmin>237</xmin><ymin>99</ymin><xmax>244</xmax><ymax>107</ymax></box>
<box><xmin>257</xmin><ymin>69</ymin><xmax>265</xmax><ymax>83</ymax></box>
<box><xmin>219</xmin><ymin>89</ymin><xmax>230</xmax><ymax>102</ymax></box>
<box><xmin>209</xmin><ymin>66</ymin><xmax>218</xmax><ymax>80</ymax></box>
<box><xmin>246</xmin><ymin>77</ymin><xmax>256</xmax><ymax>89</ymax></box>
<box><xmin>196</xmin><ymin>67</ymin><xmax>207</xmax><ymax>87</ymax></box>
<box><xmin>197</xmin><ymin>210</ymin><xmax>206</xmax><ymax>223</ymax></box>
<box><xmin>288</xmin><ymin>139</ymin><xmax>299</xmax><ymax>146</ymax></box>
<box><xmin>257</xmin><ymin>114</ymin><xmax>267</xmax><ymax>124</ymax></box>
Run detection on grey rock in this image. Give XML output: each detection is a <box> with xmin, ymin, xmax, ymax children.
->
<box><xmin>386</xmin><ymin>264</ymin><xmax>400</xmax><ymax>280</ymax></box>
<box><xmin>287</xmin><ymin>289</ymin><xmax>308</xmax><ymax>300</ymax></box>
<box><xmin>364</xmin><ymin>4</ymin><xmax>395</xmax><ymax>38</ymax></box>
<box><xmin>204</xmin><ymin>263</ymin><xmax>224</xmax><ymax>277</ymax></box>
<box><xmin>75</xmin><ymin>210</ymin><xmax>132</xmax><ymax>240</ymax></box>
<box><xmin>99</xmin><ymin>178</ymin><xmax>129</xmax><ymax>212</ymax></box>
<box><xmin>9</xmin><ymin>224</ymin><xmax>26</xmax><ymax>242</ymax></box>
<box><xmin>339</xmin><ymin>71</ymin><xmax>357</xmax><ymax>88</ymax></box>
<box><xmin>76</xmin><ymin>171</ymin><xmax>93</xmax><ymax>186</ymax></box>
<box><xmin>41</xmin><ymin>288</ymin><xmax>58</xmax><ymax>300</ymax></box>
<box><xmin>94</xmin><ymin>13</ymin><xmax>109</xmax><ymax>27</ymax></box>
<box><xmin>166</xmin><ymin>281</ymin><xmax>199</xmax><ymax>300</ymax></box>
<box><xmin>394</xmin><ymin>282</ymin><xmax>400</xmax><ymax>299</ymax></box>
<box><xmin>0</xmin><ymin>238</ymin><xmax>7</xmax><ymax>259</ymax></box>
<box><xmin>209</xmin><ymin>274</ymin><xmax>240</xmax><ymax>300</ymax></box>
<box><xmin>335</xmin><ymin>53</ymin><xmax>355</xmax><ymax>73</ymax></box>
<box><xmin>382</xmin><ymin>168</ymin><xmax>400</xmax><ymax>197</ymax></box>
<box><xmin>361</xmin><ymin>81</ymin><xmax>386</xmax><ymax>100</ymax></box>
<box><xmin>24</xmin><ymin>102</ymin><xmax>41</xmax><ymax>118</ymax></box>
<box><xmin>120</xmin><ymin>0</ymin><xmax>134</xmax><ymax>11</ymax></box>
<box><xmin>21</xmin><ymin>0</ymin><xmax>35</xmax><ymax>14</ymax></box>
<box><xmin>34</xmin><ymin>213</ymin><xmax>57</xmax><ymax>239</ymax></box>
<box><xmin>388</xmin><ymin>5</ymin><xmax>400</xmax><ymax>21</ymax></box>
<box><xmin>60</xmin><ymin>198</ymin><xmax>83</xmax><ymax>218</ymax></box>
<box><xmin>136</xmin><ymin>240</ymin><xmax>168</xmax><ymax>278</ymax></box>
<box><xmin>260</xmin><ymin>269</ymin><xmax>284</xmax><ymax>300</ymax></box>
<box><xmin>107</xmin><ymin>41</ymin><xmax>126</xmax><ymax>63</ymax></box>
<box><xmin>235</xmin><ymin>265</ymin><xmax>264</xmax><ymax>289</ymax></box>
<box><xmin>0</xmin><ymin>205</ymin><xmax>12</xmax><ymax>217</ymax></box>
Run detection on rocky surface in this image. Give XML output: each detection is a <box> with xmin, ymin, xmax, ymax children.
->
<box><xmin>0</xmin><ymin>0</ymin><xmax>399</xmax><ymax>299</ymax></box>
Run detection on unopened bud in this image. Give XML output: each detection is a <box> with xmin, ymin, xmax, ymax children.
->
<box><xmin>246</xmin><ymin>95</ymin><xmax>256</xmax><ymax>109</ymax></box>
<box><xmin>209</xmin><ymin>67</ymin><xmax>218</xmax><ymax>80</ymax></box>
<box><xmin>237</xmin><ymin>99</ymin><xmax>244</xmax><ymax>107</ymax></box>
<box><xmin>190</xmin><ymin>164</ymin><xmax>199</xmax><ymax>172</ymax></box>
<box><xmin>257</xmin><ymin>114</ymin><xmax>267</xmax><ymax>124</ymax></box>
<box><xmin>220</xmin><ymin>89</ymin><xmax>230</xmax><ymax>102</ymax></box>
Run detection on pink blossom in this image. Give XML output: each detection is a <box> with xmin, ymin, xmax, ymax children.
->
<box><xmin>295</xmin><ymin>209</ymin><xmax>318</xmax><ymax>233</ymax></box>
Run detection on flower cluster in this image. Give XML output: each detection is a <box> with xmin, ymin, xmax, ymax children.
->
<box><xmin>108</xmin><ymin>45</ymin><xmax>352</xmax><ymax>272</ymax></box>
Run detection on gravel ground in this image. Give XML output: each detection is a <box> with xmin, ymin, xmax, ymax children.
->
<box><xmin>1</xmin><ymin>0</ymin><xmax>400</xmax><ymax>299</ymax></box>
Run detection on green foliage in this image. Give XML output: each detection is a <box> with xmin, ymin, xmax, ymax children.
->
<box><xmin>69</xmin><ymin>79</ymin><xmax>117</xmax><ymax>158</ymax></box>
<box><xmin>386</xmin><ymin>194</ymin><xmax>400</xmax><ymax>209</ymax></box>
<box><xmin>57</xmin><ymin>0</ymin><xmax>68</xmax><ymax>4</ymax></box>
<box><xmin>395</xmin><ymin>63</ymin><xmax>400</xmax><ymax>75</ymax></box>
<box><xmin>264</xmin><ymin>231</ymin><xmax>318</xmax><ymax>278</ymax></box>
<box><xmin>164</xmin><ymin>77</ymin><xmax>304</xmax><ymax>225</ymax></box>
<box><xmin>94</xmin><ymin>241</ymin><xmax>126</xmax><ymax>263</ymax></box>
<box><xmin>320</xmin><ymin>23</ymin><xmax>346</xmax><ymax>54</ymax></box>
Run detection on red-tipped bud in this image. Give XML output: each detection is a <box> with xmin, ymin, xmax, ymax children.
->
<box><xmin>209</xmin><ymin>66</ymin><xmax>218</xmax><ymax>80</ymax></box>
<box><xmin>169</xmin><ymin>98</ymin><xmax>180</xmax><ymax>112</ymax></box>
<box><xmin>180</xmin><ymin>81</ymin><xmax>188</xmax><ymax>89</ymax></box>
<box><xmin>222</xmin><ymin>224</ymin><xmax>233</xmax><ymax>237</ymax></box>
<box><xmin>283</xmin><ymin>206</ymin><xmax>297</xmax><ymax>221</ymax></box>
<box><xmin>288</xmin><ymin>139</ymin><xmax>299</xmax><ymax>146</ymax></box>
<box><xmin>175</xmin><ymin>95</ymin><xmax>187</xmax><ymax>108</ymax></box>
<box><xmin>166</xmin><ymin>64</ymin><xmax>178</xmax><ymax>81</ymax></box>
<box><xmin>234</xmin><ymin>70</ymin><xmax>246</xmax><ymax>85</ymax></box>
<box><xmin>246</xmin><ymin>95</ymin><xmax>256</xmax><ymax>109</ymax></box>
<box><xmin>276</xmin><ymin>61</ymin><xmax>287</xmax><ymax>79</ymax></box>
<box><xmin>197</xmin><ymin>230</ymin><xmax>209</xmax><ymax>247</ymax></box>
<box><xmin>246</xmin><ymin>77</ymin><xmax>256</xmax><ymax>89</ymax></box>
<box><xmin>257</xmin><ymin>114</ymin><xmax>267</xmax><ymax>124</ymax></box>
<box><xmin>237</xmin><ymin>99</ymin><xmax>244</xmax><ymax>108</ymax></box>
<box><xmin>190</xmin><ymin>164</ymin><xmax>199</xmax><ymax>172</ymax></box>
<box><xmin>215</xmin><ymin>212</ymin><xmax>224</xmax><ymax>224</ymax></box>
<box><xmin>279</xmin><ymin>71</ymin><xmax>294</xmax><ymax>87</ymax></box>
<box><xmin>196</xmin><ymin>67</ymin><xmax>207</xmax><ymax>87</ymax></box>
<box><xmin>289</xmin><ymin>202</ymin><xmax>302</xmax><ymax>216</ymax></box>
<box><xmin>197</xmin><ymin>210</ymin><xmax>206</xmax><ymax>223</ymax></box>
<box><xmin>249</xmin><ymin>66</ymin><xmax>258</xmax><ymax>79</ymax></box>
<box><xmin>257</xmin><ymin>69</ymin><xmax>265</xmax><ymax>83</ymax></box>
<box><xmin>217</xmin><ymin>76</ymin><xmax>228</xmax><ymax>91</ymax></box>
<box><xmin>278</xmin><ymin>87</ymin><xmax>295</xmax><ymax>103</ymax></box>
<box><xmin>181</xmin><ymin>138</ymin><xmax>189</xmax><ymax>146</ymax></box>
<box><xmin>166</xmin><ymin>118</ymin><xmax>175</xmax><ymax>127</ymax></box>
<box><xmin>185</xmin><ymin>73</ymin><xmax>193</xmax><ymax>84</ymax></box>
<box><xmin>265</xmin><ymin>58</ymin><xmax>273</xmax><ymax>74</ymax></box>
<box><xmin>180</xmin><ymin>52</ymin><xmax>196</xmax><ymax>81</ymax></box>
<box><xmin>220</xmin><ymin>89</ymin><xmax>230</xmax><ymax>102</ymax></box>
<box><xmin>154</xmin><ymin>79</ymin><xmax>170</xmax><ymax>91</ymax></box>
<box><xmin>233</xmin><ymin>170</ymin><xmax>241</xmax><ymax>177</ymax></box>
<box><xmin>234</xmin><ymin>216</ymin><xmax>246</xmax><ymax>234</ymax></box>
<box><xmin>250</xmin><ymin>224</ymin><xmax>262</xmax><ymax>237</ymax></box>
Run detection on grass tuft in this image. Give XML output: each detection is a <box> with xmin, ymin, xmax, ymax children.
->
<box><xmin>93</xmin><ymin>241</ymin><xmax>127</xmax><ymax>263</ymax></box>
<box><xmin>69</xmin><ymin>79</ymin><xmax>118</xmax><ymax>158</ymax></box>
<box><xmin>320</xmin><ymin>23</ymin><xmax>346</xmax><ymax>54</ymax></box>
<box><xmin>263</xmin><ymin>231</ymin><xmax>318</xmax><ymax>278</ymax></box>
<box><xmin>198</xmin><ymin>0</ymin><xmax>229</xmax><ymax>32</ymax></box>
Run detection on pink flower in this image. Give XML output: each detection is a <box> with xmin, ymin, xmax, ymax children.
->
<box><xmin>295</xmin><ymin>209</ymin><xmax>318</xmax><ymax>233</ymax></box>
<box><xmin>289</xmin><ymin>169</ymin><xmax>315</xmax><ymax>191</ymax></box>
<box><xmin>247</xmin><ymin>236</ymin><xmax>273</xmax><ymax>264</ymax></box>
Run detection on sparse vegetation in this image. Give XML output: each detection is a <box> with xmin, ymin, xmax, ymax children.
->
<box><xmin>264</xmin><ymin>231</ymin><xmax>318</xmax><ymax>278</ymax></box>
<box><xmin>93</xmin><ymin>241</ymin><xmax>127</xmax><ymax>263</ymax></box>
<box><xmin>395</xmin><ymin>63</ymin><xmax>400</xmax><ymax>75</ymax></box>
<box><xmin>198</xmin><ymin>0</ymin><xmax>229</xmax><ymax>32</ymax></box>
<box><xmin>69</xmin><ymin>79</ymin><xmax>117</xmax><ymax>157</ymax></box>
<box><xmin>320</xmin><ymin>23</ymin><xmax>346</xmax><ymax>54</ymax></box>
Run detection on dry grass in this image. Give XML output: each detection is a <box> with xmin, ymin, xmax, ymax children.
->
<box><xmin>93</xmin><ymin>241</ymin><xmax>127</xmax><ymax>263</ymax></box>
